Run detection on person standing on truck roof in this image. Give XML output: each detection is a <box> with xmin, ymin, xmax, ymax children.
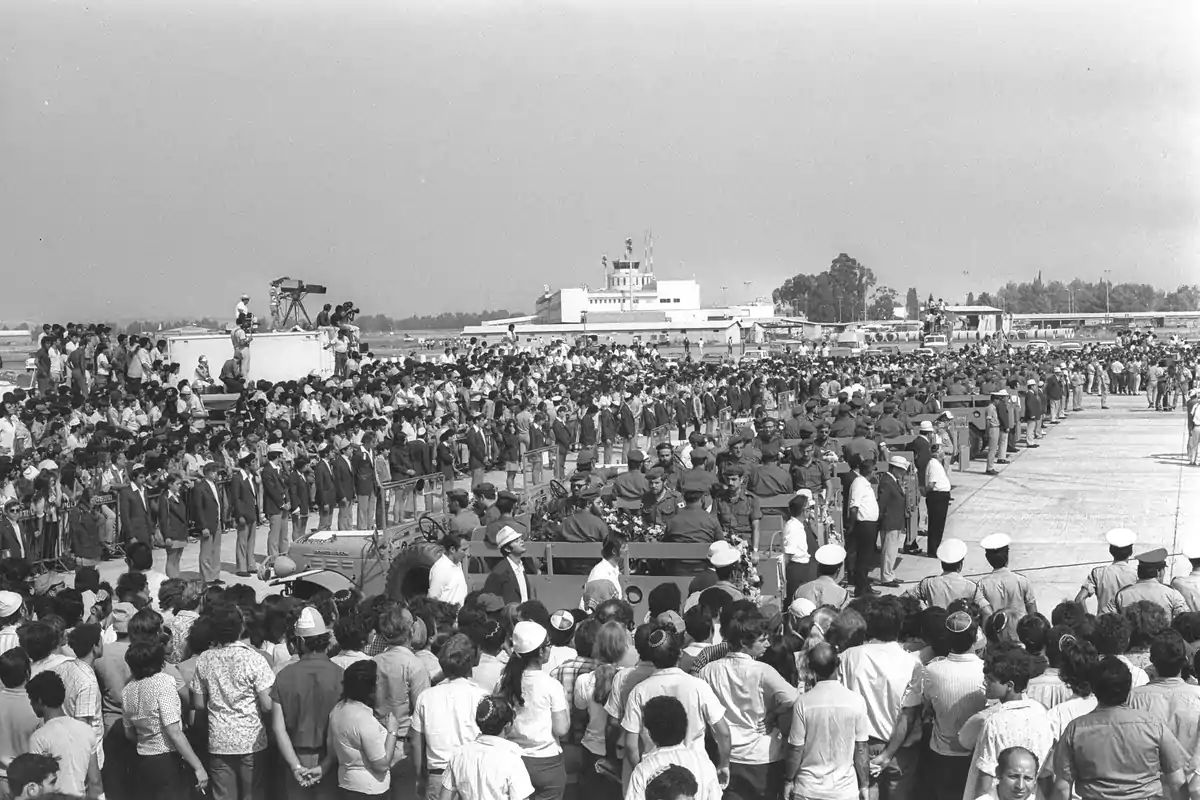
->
<box><xmin>232</xmin><ymin>316</ymin><xmax>253</xmax><ymax>380</ymax></box>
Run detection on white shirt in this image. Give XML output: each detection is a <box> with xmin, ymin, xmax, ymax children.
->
<box><xmin>837</xmin><ymin>641</ymin><xmax>922</xmax><ymax>743</ymax></box>
<box><xmin>926</xmin><ymin>458</ymin><xmax>952</xmax><ymax>492</ymax></box>
<box><xmin>626</xmin><ymin>743</ymin><xmax>722</xmax><ymax>800</ymax></box>
<box><xmin>411</xmin><ymin>678</ymin><xmax>487</xmax><ymax>771</ymax></box>
<box><xmin>848</xmin><ymin>475</ymin><xmax>879</xmax><ymax>523</ymax></box>
<box><xmin>509</xmin><ymin>556</ymin><xmax>529</xmax><ymax>603</ymax></box>
<box><xmin>585</xmin><ymin>559</ymin><xmax>623</xmax><ymax>600</ymax></box>
<box><xmin>621</xmin><ymin>668</ymin><xmax>726</xmax><ymax>756</ymax></box>
<box><xmin>443</xmin><ymin>735</ymin><xmax>533</xmax><ymax>800</ymax></box>
<box><xmin>427</xmin><ymin>553</ymin><xmax>468</xmax><ymax>607</ymax></box>
<box><xmin>505</xmin><ymin>670</ymin><xmax>567</xmax><ymax>758</ymax></box>
<box><xmin>782</xmin><ymin>518</ymin><xmax>811</xmax><ymax>564</ymax></box>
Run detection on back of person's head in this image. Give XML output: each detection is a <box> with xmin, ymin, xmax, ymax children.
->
<box><xmin>334</xmin><ymin>614</ymin><xmax>369</xmax><ymax>653</ymax></box>
<box><xmin>1044</xmin><ymin>625</ymin><xmax>1076</xmax><ymax>668</ymax></box>
<box><xmin>125</xmin><ymin>541</ymin><xmax>154</xmax><ymax>571</ymax></box>
<box><xmin>645</xmin><ymin>764</ymin><xmax>699</xmax><ymax>800</ymax></box>
<box><xmin>863</xmin><ymin>597</ymin><xmax>903</xmax><ymax>642</ymax></box>
<box><xmin>593</xmin><ymin>599</ymin><xmax>635</xmax><ymax>631</ymax></box>
<box><xmin>1088</xmin><ymin>614</ymin><xmax>1131</xmax><ymax>656</ymax></box>
<box><xmin>51</xmin><ymin>590</ymin><xmax>84</xmax><ymax>629</ymax></box>
<box><xmin>1172</xmin><ymin>611</ymin><xmax>1200</xmax><ymax>645</ymax></box>
<box><xmin>684</xmin><ymin>605</ymin><xmax>714</xmax><ymax>644</ymax></box>
<box><xmin>1058</xmin><ymin>636</ymin><xmax>1098</xmax><ymax>698</ymax></box>
<box><xmin>807</xmin><ymin>641</ymin><xmax>839</xmax><ymax>680</ymax></box>
<box><xmin>572</xmin><ymin>618</ymin><xmax>600</xmax><ymax>659</ymax></box>
<box><xmin>632</xmin><ymin>623</ymin><xmax>656</xmax><ymax>661</ymax></box>
<box><xmin>646</xmin><ymin>625</ymin><xmax>682</xmax><ymax>669</ymax></box>
<box><xmin>516</xmin><ymin>600</ymin><xmax>550</xmax><ymax>630</ymax></box>
<box><xmin>6</xmin><ymin>753</ymin><xmax>58</xmax><ymax>799</ymax></box>
<box><xmin>17</xmin><ymin>623</ymin><xmax>58</xmax><ymax>663</ymax></box>
<box><xmin>984</xmin><ymin>641</ymin><xmax>1035</xmax><ymax>694</ymax></box>
<box><xmin>376</xmin><ymin>605</ymin><xmax>413</xmax><ymax>644</ymax></box>
<box><xmin>1124</xmin><ymin>600</ymin><xmax>1169</xmax><ymax>650</ymax></box>
<box><xmin>642</xmin><ymin>695</ymin><xmax>688</xmax><ymax>748</ymax></box>
<box><xmin>648</xmin><ymin>583</ymin><xmax>683</xmax><ymax>617</ymax></box>
<box><xmin>341</xmin><ymin>660</ymin><xmax>378</xmax><ymax>705</ymax></box>
<box><xmin>26</xmin><ymin>670</ymin><xmax>66</xmax><ymax>710</ymax></box>
<box><xmin>595</xmin><ymin>621</ymin><xmax>629</xmax><ymax>665</ymax></box>
<box><xmin>1050</xmin><ymin>600</ymin><xmax>1086</xmax><ymax>629</ymax></box>
<box><xmin>205</xmin><ymin>602</ymin><xmax>245</xmax><ymax>646</ymax></box>
<box><xmin>1092</xmin><ymin>655</ymin><xmax>1133</xmax><ymax>706</ymax></box>
<box><xmin>437</xmin><ymin>634</ymin><xmax>478</xmax><ymax>681</ymax></box>
<box><xmin>1149</xmin><ymin>630</ymin><xmax>1189</xmax><ymax>679</ymax></box>
<box><xmin>125</xmin><ymin>639</ymin><xmax>166</xmax><ymax>681</ymax></box>
<box><xmin>0</xmin><ymin>648</ymin><xmax>30</xmax><ymax>689</ymax></box>
<box><xmin>187</xmin><ymin>616</ymin><xmax>215</xmax><ymax>659</ymax></box>
<box><xmin>476</xmin><ymin>695</ymin><xmax>515</xmax><ymax>737</ymax></box>
<box><xmin>1016</xmin><ymin>613</ymin><xmax>1050</xmax><ymax>654</ymax></box>
<box><xmin>826</xmin><ymin>609</ymin><xmax>867</xmax><ymax>651</ymax></box>
<box><xmin>66</xmin><ymin>624</ymin><xmax>102</xmax><ymax>660</ymax></box>
<box><xmin>723</xmin><ymin>609</ymin><xmax>769</xmax><ymax>652</ymax></box>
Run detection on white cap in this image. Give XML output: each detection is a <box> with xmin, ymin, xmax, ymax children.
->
<box><xmin>267</xmin><ymin>443</ymin><xmax>285</xmax><ymax>454</ymax></box>
<box><xmin>940</xmin><ymin>410</ymin><xmax>954</xmax><ymax>419</ymax></box>
<box><xmin>37</xmin><ymin>459</ymin><xmax>58</xmax><ymax>472</ymax></box>
<box><xmin>937</xmin><ymin>538</ymin><xmax>968</xmax><ymax>563</ymax></box>
<box><xmin>512</xmin><ymin>620</ymin><xmax>548</xmax><ymax>654</ymax></box>
<box><xmin>1105</xmin><ymin>528</ymin><xmax>1137</xmax><ymax>549</ymax></box>
<box><xmin>294</xmin><ymin>607</ymin><xmax>328</xmax><ymax>638</ymax></box>
<box><xmin>495</xmin><ymin>526</ymin><xmax>522</xmax><ymax>550</ymax></box>
<box><xmin>888</xmin><ymin>455</ymin><xmax>909</xmax><ymax>470</ymax></box>
<box><xmin>918</xmin><ymin>421</ymin><xmax>935</xmax><ymax>433</ymax></box>
<box><xmin>789</xmin><ymin>597</ymin><xmax>817</xmax><ymax>618</ymax></box>
<box><xmin>0</xmin><ymin>591</ymin><xmax>21</xmax><ymax>617</ymax></box>
<box><xmin>980</xmin><ymin>533</ymin><xmax>1011</xmax><ymax>550</ymax></box>
<box><xmin>709</xmin><ymin>542</ymin><xmax>739</xmax><ymax>568</ymax></box>
<box><xmin>815</xmin><ymin>543</ymin><xmax>847</xmax><ymax>566</ymax></box>
<box><xmin>1182</xmin><ymin>540</ymin><xmax>1200</xmax><ymax>560</ymax></box>
<box><xmin>990</xmin><ymin>389</ymin><xmax>1008</xmax><ymax>397</ymax></box>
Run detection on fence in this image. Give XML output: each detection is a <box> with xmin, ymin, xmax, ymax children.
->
<box><xmin>522</xmin><ymin>446</ymin><xmax>560</xmax><ymax>490</ymax></box>
<box><xmin>380</xmin><ymin>473</ymin><xmax>447</xmax><ymax>526</ymax></box>
<box><xmin>717</xmin><ymin>407</ymin><xmax>733</xmax><ymax>444</ymax></box>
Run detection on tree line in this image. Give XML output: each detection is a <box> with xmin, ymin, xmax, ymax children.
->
<box><xmin>774</xmin><ymin>258</ymin><xmax>1199</xmax><ymax>322</ymax></box>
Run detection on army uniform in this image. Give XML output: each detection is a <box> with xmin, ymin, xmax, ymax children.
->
<box><xmin>794</xmin><ymin>574</ymin><xmax>849</xmax><ymax>609</ymax></box>
<box><xmin>912</xmin><ymin>572</ymin><xmax>978</xmax><ymax>609</ymax></box>
<box><xmin>1114</xmin><ymin>577</ymin><xmax>1188</xmax><ymax>619</ymax></box>
<box><xmin>1081</xmin><ymin>560</ymin><xmax>1138</xmax><ymax>614</ymax></box>
<box><xmin>790</xmin><ymin>458</ymin><xmax>831</xmax><ymax>496</ymax></box>
<box><xmin>1172</xmin><ymin>568</ymin><xmax>1200</xmax><ymax>613</ymax></box>
<box><xmin>643</xmin><ymin>489</ymin><xmax>684</xmax><ymax>527</ymax></box>
<box><xmin>973</xmin><ymin>567</ymin><xmax>1037</xmax><ymax>628</ymax></box>
<box><xmin>558</xmin><ymin>496</ymin><xmax>610</xmax><ymax>575</ymax></box>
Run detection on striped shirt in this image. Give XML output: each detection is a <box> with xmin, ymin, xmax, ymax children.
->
<box><xmin>920</xmin><ymin>653</ymin><xmax>987</xmax><ymax>756</ymax></box>
<box><xmin>56</xmin><ymin>659</ymin><xmax>104</xmax><ymax>749</ymax></box>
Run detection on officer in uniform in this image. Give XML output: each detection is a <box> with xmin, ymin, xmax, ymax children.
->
<box><xmin>664</xmin><ymin>471</ymin><xmax>725</xmax><ymax>575</ymax></box>
<box><xmin>789</xmin><ymin>439</ymin><xmax>831</xmax><ymax>500</ymax></box>
<box><xmin>652</xmin><ymin>442</ymin><xmax>680</xmax><ymax>491</ymax></box>
<box><xmin>1075</xmin><ymin>528</ymin><xmax>1139</xmax><ymax>614</ymax></box>
<box><xmin>557</xmin><ymin>484</ymin><xmax>611</xmax><ymax>575</ymax></box>
<box><xmin>973</xmin><ymin>533</ymin><xmax>1037</xmax><ymax>635</ymax></box>
<box><xmin>910</xmin><ymin>538</ymin><xmax>977</xmax><ymax>609</ymax></box>
<box><xmin>782</xmin><ymin>405</ymin><xmax>815</xmax><ymax>441</ymax></box>
<box><xmin>611</xmin><ymin>450</ymin><xmax>649</xmax><ymax>511</ymax></box>
<box><xmin>447</xmin><ymin>489</ymin><xmax>479</xmax><ymax>538</ymax></box>
<box><xmin>713</xmin><ymin>465</ymin><xmax>762</xmax><ymax>553</ymax></box>
<box><xmin>1170</xmin><ymin>539</ymin><xmax>1200</xmax><ymax>612</ymax></box>
<box><xmin>875</xmin><ymin>403</ymin><xmax>906</xmax><ymax>439</ymax></box>
<box><xmin>484</xmin><ymin>489</ymin><xmax>527</xmax><ymax>546</ymax></box>
<box><xmin>642</xmin><ymin>466</ymin><xmax>683</xmax><ymax>527</ymax></box>
<box><xmin>794</xmin><ymin>543</ymin><xmax>850</xmax><ymax>609</ymax></box>
<box><xmin>571</xmin><ymin>449</ymin><xmax>610</xmax><ymax>491</ymax></box>
<box><xmin>747</xmin><ymin>442</ymin><xmax>793</xmax><ymax>500</ymax></box>
<box><xmin>679</xmin><ymin>450</ymin><xmax>719</xmax><ymax>512</ymax></box>
<box><xmin>1114</xmin><ymin>548</ymin><xmax>1188</xmax><ymax>619</ymax></box>
<box><xmin>474</xmin><ymin>483</ymin><xmax>500</xmax><ymax>526</ymax></box>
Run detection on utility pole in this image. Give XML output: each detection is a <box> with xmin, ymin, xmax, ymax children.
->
<box><xmin>1103</xmin><ymin>270</ymin><xmax>1112</xmax><ymax>317</ymax></box>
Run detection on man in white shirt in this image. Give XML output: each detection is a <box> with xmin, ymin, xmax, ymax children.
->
<box><xmin>626</xmin><ymin>696</ymin><xmax>723</xmax><ymax>800</ymax></box>
<box><xmin>427</xmin><ymin>533</ymin><xmax>469</xmax><ymax>607</ymax></box>
<box><xmin>846</xmin><ymin>459</ymin><xmax>880</xmax><ymax>598</ymax></box>
<box><xmin>411</xmin><ymin>634</ymin><xmax>487</xmax><ymax>800</ymax></box>
<box><xmin>786</xmin><ymin>643</ymin><xmax>869</xmax><ymax>800</ymax></box>
<box><xmin>924</xmin><ymin>442</ymin><xmax>954</xmax><ymax>558</ymax></box>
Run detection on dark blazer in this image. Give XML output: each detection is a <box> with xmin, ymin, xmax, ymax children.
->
<box><xmin>333</xmin><ymin>456</ymin><xmax>355</xmax><ymax>502</ymax></box>
<box><xmin>903</xmin><ymin>434</ymin><xmax>933</xmax><ymax>487</ymax></box>
<box><xmin>579</xmin><ymin>415</ymin><xmax>597</xmax><ymax>448</ymax></box>
<box><xmin>314</xmin><ymin>460</ymin><xmax>336</xmax><ymax>508</ymax></box>
<box><xmin>0</xmin><ymin>518</ymin><xmax>25</xmax><ymax>561</ymax></box>
<box><xmin>702</xmin><ymin>392</ymin><xmax>718</xmax><ymax>420</ymax></box>
<box><xmin>617</xmin><ymin>404</ymin><xmax>636</xmax><ymax>439</ymax></box>
<box><xmin>119</xmin><ymin>485</ymin><xmax>154</xmax><ymax>545</ymax></box>
<box><xmin>599</xmin><ymin>409</ymin><xmax>617</xmax><ymax>442</ymax></box>
<box><xmin>465</xmin><ymin>428</ymin><xmax>487</xmax><ymax>470</ymax></box>
<box><xmin>352</xmin><ymin>450</ymin><xmax>375</xmax><ymax>496</ymax></box>
<box><xmin>437</xmin><ymin>441</ymin><xmax>456</xmax><ymax>481</ymax></box>
<box><xmin>230</xmin><ymin>470</ymin><xmax>258</xmax><ymax>523</ymax></box>
<box><xmin>288</xmin><ymin>470</ymin><xmax>311</xmax><ymax>515</ymax></box>
<box><xmin>552</xmin><ymin>420</ymin><xmax>571</xmax><ymax>450</ymax></box>
<box><xmin>482</xmin><ymin>557</ymin><xmax>535</xmax><ymax>606</ymax></box>
<box><xmin>407</xmin><ymin>440</ymin><xmax>433</xmax><ymax>477</ymax></box>
<box><xmin>262</xmin><ymin>463</ymin><xmax>288</xmax><ymax>516</ymax></box>
<box><xmin>192</xmin><ymin>479</ymin><xmax>223</xmax><ymax>534</ymax></box>
<box><xmin>877</xmin><ymin>471</ymin><xmax>907</xmax><ymax>531</ymax></box>
<box><xmin>159</xmin><ymin>493</ymin><xmax>190</xmax><ymax>544</ymax></box>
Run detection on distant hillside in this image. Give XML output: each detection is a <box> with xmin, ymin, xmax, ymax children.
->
<box><xmin>356</xmin><ymin>310</ymin><xmax>526</xmax><ymax>331</ymax></box>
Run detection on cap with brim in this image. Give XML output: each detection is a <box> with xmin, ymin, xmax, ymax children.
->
<box><xmin>815</xmin><ymin>543</ymin><xmax>846</xmax><ymax>566</ymax></box>
<box><xmin>1136</xmin><ymin>548</ymin><xmax>1168</xmax><ymax>567</ymax></box>
<box><xmin>628</xmin><ymin>450</ymin><xmax>645</xmax><ymax>463</ymax></box>
<box><xmin>1105</xmin><ymin>528</ymin><xmax>1137</xmax><ymax>548</ymax></box>
<box><xmin>918</xmin><ymin>421</ymin><xmax>935</xmax><ymax>433</ymax></box>
<box><xmin>980</xmin><ymin>533</ymin><xmax>1011</xmax><ymax>551</ymax></box>
<box><xmin>1182</xmin><ymin>540</ymin><xmax>1200</xmax><ymax>560</ymax></box>
<box><xmin>888</xmin><ymin>456</ymin><xmax>908</xmax><ymax>470</ymax></box>
<box><xmin>0</xmin><ymin>591</ymin><xmax>22</xmax><ymax>617</ymax></box>
<box><xmin>512</xmin><ymin>620</ymin><xmax>548</xmax><ymax>654</ymax></box>
<box><xmin>937</xmin><ymin>538</ymin><xmax>968</xmax><ymax>563</ymax></box>
<box><xmin>495</xmin><ymin>526</ymin><xmax>522</xmax><ymax>550</ymax></box>
<box><xmin>267</xmin><ymin>443</ymin><xmax>285</xmax><ymax>454</ymax></box>
<box><xmin>111</xmin><ymin>602</ymin><xmax>137</xmax><ymax>633</ymax></box>
<box><xmin>708</xmin><ymin>541</ymin><xmax>739</xmax><ymax>567</ymax></box>
<box><xmin>940</xmin><ymin>410</ymin><xmax>954</xmax><ymax>419</ymax></box>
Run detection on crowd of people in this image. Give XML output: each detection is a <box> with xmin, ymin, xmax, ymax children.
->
<box><xmin>0</xmin><ymin>316</ymin><xmax>1197</xmax><ymax>800</ymax></box>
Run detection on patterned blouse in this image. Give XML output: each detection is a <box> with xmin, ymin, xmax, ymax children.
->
<box><xmin>123</xmin><ymin>672</ymin><xmax>184</xmax><ymax>756</ymax></box>
<box><xmin>189</xmin><ymin>642</ymin><xmax>275</xmax><ymax>755</ymax></box>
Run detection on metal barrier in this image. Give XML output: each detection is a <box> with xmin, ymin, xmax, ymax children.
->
<box><xmin>651</xmin><ymin>424</ymin><xmax>674</xmax><ymax>447</ymax></box>
<box><xmin>381</xmin><ymin>473</ymin><xmax>447</xmax><ymax>525</ymax></box>
<box><xmin>522</xmin><ymin>446</ymin><xmax>559</xmax><ymax>490</ymax></box>
<box><xmin>776</xmin><ymin>391</ymin><xmax>796</xmax><ymax>420</ymax></box>
<box><xmin>717</xmin><ymin>407</ymin><xmax>733</xmax><ymax>444</ymax></box>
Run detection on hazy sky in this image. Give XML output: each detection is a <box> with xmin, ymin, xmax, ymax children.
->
<box><xmin>3</xmin><ymin>0</ymin><xmax>1197</xmax><ymax>321</ymax></box>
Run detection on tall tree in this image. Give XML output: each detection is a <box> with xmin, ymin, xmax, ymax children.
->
<box><xmin>905</xmin><ymin>287</ymin><xmax>920</xmax><ymax>319</ymax></box>
<box><xmin>965</xmin><ymin>292</ymin><xmax>976</xmax><ymax>306</ymax></box>
<box><xmin>868</xmin><ymin>286</ymin><xmax>899</xmax><ymax>320</ymax></box>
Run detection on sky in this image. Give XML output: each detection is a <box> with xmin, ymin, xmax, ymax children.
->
<box><xmin>2</xmin><ymin>0</ymin><xmax>1198</xmax><ymax>322</ymax></box>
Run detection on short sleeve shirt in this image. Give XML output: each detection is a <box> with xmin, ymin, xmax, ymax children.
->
<box><xmin>621</xmin><ymin>668</ymin><xmax>726</xmax><ymax>755</ymax></box>
<box><xmin>189</xmin><ymin>642</ymin><xmax>275</xmax><ymax>754</ymax></box>
<box><xmin>1054</xmin><ymin>705</ymin><xmax>1189</xmax><ymax>799</ymax></box>
<box><xmin>123</xmin><ymin>673</ymin><xmax>183</xmax><ymax>755</ymax></box>
<box><xmin>787</xmin><ymin>680</ymin><xmax>869</xmax><ymax>800</ymax></box>
<box><xmin>505</xmin><ymin>670</ymin><xmax>567</xmax><ymax>758</ymax></box>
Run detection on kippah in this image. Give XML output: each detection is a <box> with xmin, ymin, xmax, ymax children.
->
<box><xmin>648</xmin><ymin>628</ymin><xmax>671</xmax><ymax>648</ymax></box>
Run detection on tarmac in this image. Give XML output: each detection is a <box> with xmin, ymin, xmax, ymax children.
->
<box><xmin>88</xmin><ymin>392</ymin><xmax>1199</xmax><ymax>610</ymax></box>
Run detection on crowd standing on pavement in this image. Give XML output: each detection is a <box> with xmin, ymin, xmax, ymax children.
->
<box><xmin>0</xmin><ymin>312</ymin><xmax>1197</xmax><ymax>800</ymax></box>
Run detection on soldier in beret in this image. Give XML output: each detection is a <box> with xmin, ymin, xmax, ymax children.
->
<box><xmin>713</xmin><ymin>464</ymin><xmax>761</xmax><ymax>555</ymax></box>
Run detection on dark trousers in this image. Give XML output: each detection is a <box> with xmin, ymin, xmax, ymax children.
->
<box><xmin>849</xmin><ymin>520</ymin><xmax>879</xmax><ymax>594</ymax></box>
<box><xmin>926</xmin><ymin>751</ymin><xmax>971</xmax><ymax>800</ymax></box>
<box><xmin>209</xmin><ymin>752</ymin><xmax>266</xmax><ymax>800</ymax></box>
<box><xmin>865</xmin><ymin>740</ymin><xmax>919</xmax><ymax>800</ymax></box>
<box><xmin>136</xmin><ymin>752</ymin><xmax>189</xmax><ymax>799</ymax></box>
<box><xmin>925</xmin><ymin>491</ymin><xmax>951</xmax><ymax>556</ymax></box>
<box><xmin>522</xmin><ymin>753</ymin><xmax>567</xmax><ymax>800</ymax></box>
<box><xmin>725</xmin><ymin>761</ymin><xmax>785</xmax><ymax>800</ymax></box>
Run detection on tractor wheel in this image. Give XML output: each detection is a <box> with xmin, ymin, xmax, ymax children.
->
<box><xmin>384</xmin><ymin>541</ymin><xmax>443</xmax><ymax>601</ymax></box>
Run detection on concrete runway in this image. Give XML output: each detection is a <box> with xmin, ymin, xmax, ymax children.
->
<box><xmin>890</xmin><ymin>392</ymin><xmax>1200</xmax><ymax>613</ymax></box>
<box><xmin>89</xmin><ymin>392</ymin><xmax>1198</xmax><ymax>609</ymax></box>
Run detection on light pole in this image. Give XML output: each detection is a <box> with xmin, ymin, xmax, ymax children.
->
<box><xmin>1103</xmin><ymin>270</ymin><xmax>1112</xmax><ymax>317</ymax></box>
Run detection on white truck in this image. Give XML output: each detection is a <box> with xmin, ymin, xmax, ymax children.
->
<box><xmin>167</xmin><ymin>330</ymin><xmax>336</xmax><ymax>385</ymax></box>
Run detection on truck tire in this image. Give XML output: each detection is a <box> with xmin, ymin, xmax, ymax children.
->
<box><xmin>384</xmin><ymin>541</ymin><xmax>443</xmax><ymax>601</ymax></box>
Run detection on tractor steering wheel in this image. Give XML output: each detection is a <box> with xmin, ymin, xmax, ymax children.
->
<box><xmin>549</xmin><ymin>480</ymin><xmax>568</xmax><ymax>499</ymax></box>
<box><xmin>417</xmin><ymin>514</ymin><xmax>445</xmax><ymax>543</ymax></box>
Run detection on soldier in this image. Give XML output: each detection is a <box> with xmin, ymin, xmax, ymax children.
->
<box><xmin>782</xmin><ymin>405</ymin><xmax>815</xmax><ymax>441</ymax></box>
<box><xmin>746</xmin><ymin>442</ymin><xmax>792</xmax><ymax>500</ymax></box>
<box><xmin>557</xmin><ymin>485</ymin><xmax>610</xmax><ymax>575</ymax></box>
<box><xmin>875</xmin><ymin>403</ymin><xmax>905</xmax><ymax>439</ymax></box>
<box><xmin>789</xmin><ymin>439</ymin><xmax>831</xmax><ymax>501</ymax></box>
<box><xmin>483</xmin><ymin>489</ymin><xmax>526</xmax><ymax>547</ymax></box>
<box><xmin>909</xmin><ymin>538</ymin><xmax>977</xmax><ymax>609</ymax></box>
<box><xmin>713</xmin><ymin>465</ymin><xmax>761</xmax><ymax>553</ymax></box>
<box><xmin>446</xmin><ymin>489</ymin><xmax>479</xmax><ymax>538</ymax></box>
<box><xmin>1172</xmin><ymin>539</ymin><xmax>1200</xmax><ymax>611</ymax></box>
<box><xmin>1075</xmin><ymin>528</ymin><xmax>1138</xmax><ymax>614</ymax></box>
<box><xmin>794</xmin><ymin>543</ymin><xmax>849</xmax><ymax>609</ymax></box>
<box><xmin>1114</xmin><ymin>548</ymin><xmax>1188</xmax><ymax>619</ymax></box>
<box><xmin>570</xmin><ymin>449</ymin><xmax>608</xmax><ymax>492</ymax></box>
<box><xmin>611</xmin><ymin>449</ymin><xmax>649</xmax><ymax>512</ymax></box>
<box><xmin>973</xmin><ymin>533</ymin><xmax>1037</xmax><ymax>636</ymax></box>
<box><xmin>642</xmin><ymin>467</ymin><xmax>683</xmax><ymax>527</ymax></box>
<box><xmin>652</xmin><ymin>441</ymin><xmax>680</xmax><ymax>492</ymax></box>
<box><xmin>663</xmin><ymin>471</ymin><xmax>726</xmax><ymax>575</ymax></box>
<box><xmin>474</xmin><ymin>482</ymin><xmax>500</xmax><ymax>527</ymax></box>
